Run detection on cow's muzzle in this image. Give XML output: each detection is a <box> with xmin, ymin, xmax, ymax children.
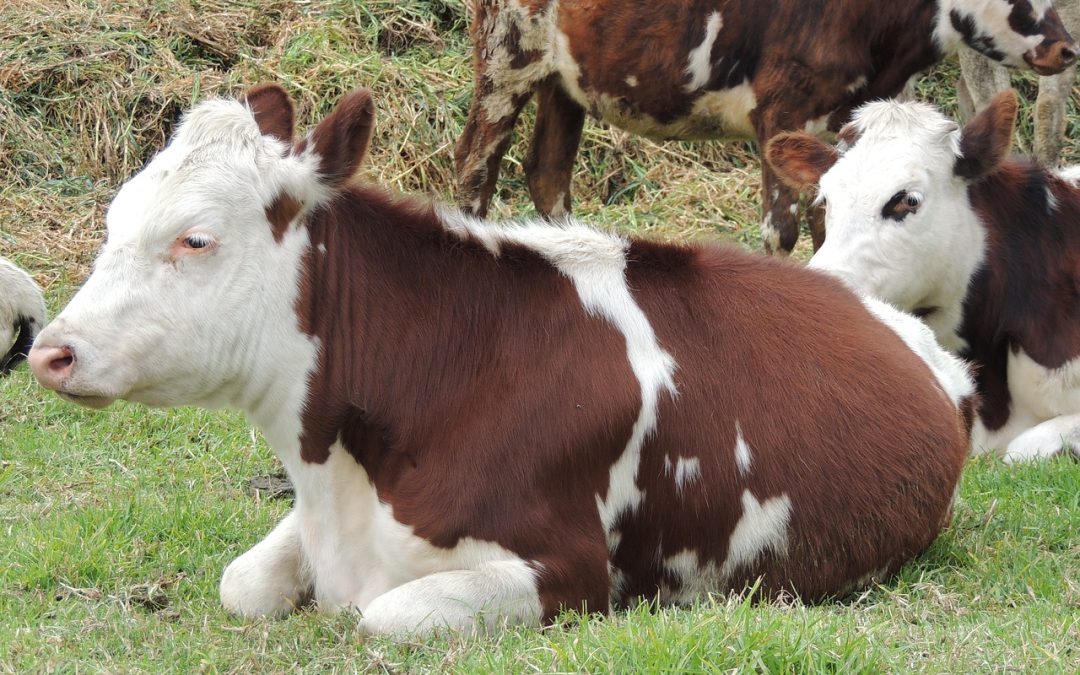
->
<box><xmin>1026</xmin><ymin>39</ymin><xmax>1079</xmax><ymax>76</ymax></box>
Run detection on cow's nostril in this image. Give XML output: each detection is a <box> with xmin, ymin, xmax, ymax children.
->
<box><xmin>1060</xmin><ymin>45</ymin><xmax>1077</xmax><ymax>64</ymax></box>
<box><xmin>49</xmin><ymin>353</ymin><xmax>74</xmax><ymax>372</ymax></box>
<box><xmin>28</xmin><ymin>343</ymin><xmax>76</xmax><ymax>389</ymax></box>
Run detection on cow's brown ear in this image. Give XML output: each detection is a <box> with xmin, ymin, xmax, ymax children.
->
<box><xmin>308</xmin><ymin>87</ymin><xmax>375</xmax><ymax>188</ymax></box>
<box><xmin>766</xmin><ymin>133</ymin><xmax>839</xmax><ymax>191</ymax></box>
<box><xmin>955</xmin><ymin>89</ymin><xmax>1017</xmax><ymax>181</ymax></box>
<box><xmin>243</xmin><ymin>83</ymin><xmax>295</xmax><ymax>143</ymax></box>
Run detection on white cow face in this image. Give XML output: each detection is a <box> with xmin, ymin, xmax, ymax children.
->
<box><xmin>943</xmin><ymin>0</ymin><xmax>1077</xmax><ymax>74</ymax></box>
<box><xmin>766</xmin><ymin>91</ymin><xmax>1018</xmax><ymax>317</ymax></box>
<box><xmin>29</xmin><ymin>85</ymin><xmax>375</xmax><ymax>410</ymax></box>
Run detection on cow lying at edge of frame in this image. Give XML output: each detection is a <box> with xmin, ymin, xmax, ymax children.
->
<box><xmin>455</xmin><ymin>0</ymin><xmax>1077</xmax><ymax>255</ymax></box>
<box><xmin>30</xmin><ymin>84</ymin><xmax>975</xmax><ymax>637</ymax></box>
<box><xmin>1</xmin><ymin>256</ymin><xmax>47</xmax><ymax>375</ymax></box>
<box><xmin>767</xmin><ymin>90</ymin><xmax>1080</xmax><ymax>463</ymax></box>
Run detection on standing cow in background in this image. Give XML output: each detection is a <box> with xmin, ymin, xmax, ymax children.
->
<box><xmin>958</xmin><ymin>0</ymin><xmax>1080</xmax><ymax>165</ymax></box>
<box><xmin>30</xmin><ymin>84</ymin><xmax>975</xmax><ymax>635</ymax></box>
<box><xmin>456</xmin><ymin>0</ymin><xmax>1076</xmax><ymax>255</ymax></box>
<box><xmin>767</xmin><ymin>91</ymin><xmax>1080</xmax><ymax>463</ymax></box>
<box><xmin>1</xmin><ymin>257</ymin><xmax>47</xmax><ymax>375</ymax></box>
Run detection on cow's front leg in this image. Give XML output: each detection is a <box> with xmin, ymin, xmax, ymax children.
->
<box><xmin>1034</xmin><ymin>67</ymin><xmax>1076</xmax><ymax>165</ymax></box>
<box><xmin>357</xmin><ymin>560</ymin><xmax>544</xmax><ymax>637</ymax></box>
<box><xmin>1002</xmin><ymin>413</ymin><xmax>1080</xmax><ymax>463</ymax></box>
<box><xmin>220</xmin><ymin>509</ymin><xmax>312</xmax><ymax>618</ymax></box>
<box><xmin>524</xmin><ymin>81</ymin><xmax>586</xmax><ymax>218</ymax></box>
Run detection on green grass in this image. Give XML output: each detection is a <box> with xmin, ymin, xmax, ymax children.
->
<box><xmin>2</xmin><ymin>364</ymin><xmax>1078</xmax><ymax>672</ymax></box>
<box><xmin>2</xmin><ymin>1</ymin><xmax>1080</xmax><ymax>671</ymax></box>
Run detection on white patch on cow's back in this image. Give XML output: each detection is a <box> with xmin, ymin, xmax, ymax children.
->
<box><xmin>684</xmin><ymin>12</ymin><xmax>723</xmax><ymax>91</ymax></box>
<box><xmin>674</xmin><ymin>456</ymin><xmax>701</xmax><ymax>492</ymax></box>
<box><xmin>858</xmin><ymin>295</ymin><xmax>975</xmax><ymax>408</ymax></box>
<box><xmin>733</xmin><ymin>421</ymin><xmax>752</xmax><ymax>476</ymax></box>
<box><xmin>436</xmin><ymin>209</ymin><xmax>677</xmax><ymax>546</ymax></box>
<box><xmin>720</xmin><ymin>490</ymin><xmax>793</xmax><ymax>579</ymax></box>
<box><xmin>625</xmin><ymin>75</ymin><xmax>638</xmax><ymax>88</ymax></box>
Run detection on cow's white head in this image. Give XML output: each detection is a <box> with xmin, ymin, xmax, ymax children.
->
<box><xmin>765</xmin><ymin>90</ymin><xmax>1018</xmax><ymax>324</ymax></box>
<box><xmin>29</xmin><ymin>84</ymin><xmax>376</xmax><ymax>411</ymax></box>
<box><xmin>941</xmin><ymin>0</ymin><xmax>1076</xmax><ymax>74</ymax></box>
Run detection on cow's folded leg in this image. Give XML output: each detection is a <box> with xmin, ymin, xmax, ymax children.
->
<box><xmin>1003</xmin><ymin>413</ymin><xmax>1080</xmax><ymax>463</ymax></box>
<box><xmin>356</xmin><ymin>560</ymin><xmax>543</xmax><ymax>637</ymax></box>
<box><xmin>220</xmin><ymin>509</ymin><xmax>312</xmax><ymax>617</ymax></box>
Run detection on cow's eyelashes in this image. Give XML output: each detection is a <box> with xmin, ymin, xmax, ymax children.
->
<box><xmin>181</xmin><ymin>233</ymin><xmax>216</xmax><ymax>250</ymax></box>
<box><xmin>171</xmin><ymin>232</ymin><xmax>218</xmax><ymax>259</ymax></box>
<box><xmin>882</xmin><ymin>190</ymin><xmax>922</xmax><ymax>221</ymax></box>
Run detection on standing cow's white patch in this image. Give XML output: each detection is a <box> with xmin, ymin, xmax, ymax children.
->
<box><xmin>684</xmin><ymin>12</ymin><xmax>723</xmax><ymax>91</ymax></box>
<box><xmin>436</xmin><ymin>210</ymin><xmax>678</xmax><ymax>547</ymax></box>
<box><xmin>733</xmin><ymin>421</ymin><xmax>752</xmax><ymax>476</ymax></box>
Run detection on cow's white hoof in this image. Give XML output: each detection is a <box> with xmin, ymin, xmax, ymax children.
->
<box><xmin>1002</xmin><ymin>426</ymin><xmax>1072</xmax><ymax>464</ymax></box>
<box><xmin>220</xmin><ymin>553</ymin><xmax>309</xmax><ymax>618</ymax></box>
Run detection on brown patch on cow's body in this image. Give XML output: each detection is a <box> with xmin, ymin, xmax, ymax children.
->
<box><xmin>962</xmin><ymin>160</ymin><xmax>1080</xmax><ymax>430</ymax></box>
<box><xmin>610</xmin><ymin>246</ymin><xmax>967</xmax><ymax>602</ymax></box>
<box><xmin>265</xmin><ymin>194</ymin><xmax>302</xmax><ymax>243</ymax></box>
<box><xmin>288</xmin><ymin>183</ymin><xmax>970</xmax><ymax>617</ymax></box>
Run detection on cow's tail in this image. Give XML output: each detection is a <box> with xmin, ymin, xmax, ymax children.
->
<box><xmin>1</xmin><ymin>315</ymin><xmax>38</xmax><ymax>375</ymax></box>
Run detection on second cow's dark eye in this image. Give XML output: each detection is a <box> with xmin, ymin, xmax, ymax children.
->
<box><xmin>882</xmin><ymin>190</ymin><xmax>922</xmax><ymax>221</ymax></box>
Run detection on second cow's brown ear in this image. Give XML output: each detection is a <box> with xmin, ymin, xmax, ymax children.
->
<box><xmin>766</xmin><ymin>133</ymin><xmax>839</xmax><ymax>191</ymax></box>
<box><xmin>242</xmin><ymin>83</ymin><xmax>295</xmax><ymax>144</ymax></box>
<box><xmin>307</xmin><ymin>87</ymin><xmax>375</xmax><ymax>189</ymax></box>
<box><xmin>955</xmin><ymin>89</ymin><xmax>1018</xmax><ymax>181</ymax></box>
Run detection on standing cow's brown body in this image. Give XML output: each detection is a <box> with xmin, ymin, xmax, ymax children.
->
<box><xmin>456</xmin><ymin>0</ymin><xmax>1076</xmax><ymax>254</ymax></box>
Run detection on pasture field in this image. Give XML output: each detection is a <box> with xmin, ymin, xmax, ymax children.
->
<box><xmin>1</xmin><ymin>1</ymin><xmax>1079</xmax><ymax>672</ymax></box>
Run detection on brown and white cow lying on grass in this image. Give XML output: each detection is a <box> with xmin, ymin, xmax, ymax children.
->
<box><xmin>456</xmin><ymin>0</ymin><xmax>1077</xmax><ymax>255</ymax></box>
<box><xmin>1</xmin><ymin>256</ymin><xmax>47</xmax><ymax>375</ymax></box>
<box><xmin>31</xmin><ymin>84</ymin><xmax>975</xmax><ymax>636</ymax></box>
<box><xmin>768</xmin><ymin>90</ymin><xmax>1080</xmax><ymax>463</ymax></box>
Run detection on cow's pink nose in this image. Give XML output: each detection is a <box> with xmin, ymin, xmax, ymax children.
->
<box><xmin>28</xmin><ymin>344</ymin><xmax>75</xmax><ymax>390</ymax></box>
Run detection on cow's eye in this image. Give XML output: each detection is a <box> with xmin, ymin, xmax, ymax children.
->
<box><xmin>182</xmin><ymin>233</ymin><xmax>215</xmax><ymax>250</ymax></box>
<box><xmin>882</xmin><ymin>190</ymin><xmax>922</xmax><ymax>221</ymax></box>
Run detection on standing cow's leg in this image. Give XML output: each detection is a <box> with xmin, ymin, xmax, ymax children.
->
<box><xmin>219</xmin><ymin>510</ymin><xmax>312</xmax><ymax>618</ymax></box>
<box><xmin>957</xmin><ymin>49</ymin><xmax>1012</xmax><ymax>122</ymax></box>
<box><xmin>524</xmin><ymin>81</ymin><xmax>586</xmax><ymax>218</ymax></box>
<box><xmin>1034</xmin><ymin>66</ymin><xmax>1076</xmax><ymax>165</ymax></box>
<box><xmin>455</xmin><ymin>90</ymin><xmax>534</xmax><ymax>217</ymax></box>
